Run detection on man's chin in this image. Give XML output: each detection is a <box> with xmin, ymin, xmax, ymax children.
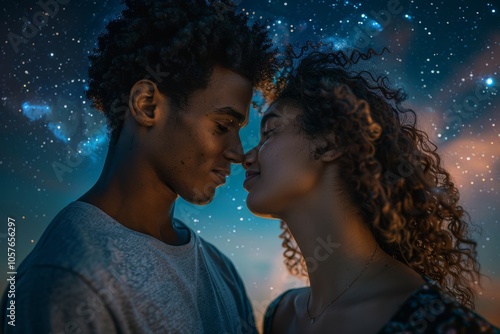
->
<box><xmin>190</xmin><ymin>195</ymin><xmax>214</xmax><ymax>206</ymax></box>
<box><xmin>183</xmin><ymin>186</ymin><xmax>217</xmax><ymax>205</ymax></box>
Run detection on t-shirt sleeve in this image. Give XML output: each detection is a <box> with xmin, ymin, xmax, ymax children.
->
<box><xmin>231</xmin><ymin>267</ymin><xmax>258</xmax><ymax>334</ymax></box>
<box><xmin>1</xmin><ymin>266</ymin><xmax>117</xmax><ymax>334</ymax></box>
<box><xmin>217</xmin><ymin>252</ymin><xmax>258</xmax><ymax>334</ymax></box>
<box><xmin>198</xmin><ymin>239</ymin><xmax>258</xmax><ymax>333</ymax></box>
<box><xmin>263</xmin><ymin>290</ymin><xmax>292</xmax><ymax>334</ymax></box>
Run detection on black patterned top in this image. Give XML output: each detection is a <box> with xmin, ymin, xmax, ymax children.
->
<box><xmin>263</xmin><ymin>277</ymin><xmax>500</xmax><ymax>333</ymax></box>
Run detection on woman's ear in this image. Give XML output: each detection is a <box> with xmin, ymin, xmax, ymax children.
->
<box><xmin>320</xmin><ymin>149</ymin><xmax>344</xmax><ymax>162</ymax></box>
<box><xmin>128</xmin><ymin>80</ymin><xmax>159</xmax><ymax>127</ymax></box>
<box><xmin>317</xmin><ymin>133</ymin><xmax>343</xmax><ymax>162</ymax></box>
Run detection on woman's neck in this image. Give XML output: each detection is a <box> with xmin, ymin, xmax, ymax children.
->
<box><xmin>279</xmin><ymin>188</ymin><xmax>382</xmax><ymax>313</ymax></box>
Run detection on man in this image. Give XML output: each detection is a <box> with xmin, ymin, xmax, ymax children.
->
<box><xmin>1</xmin><ymin>0</ymin><xmax>276</xmax><ymax>332</ymax></box>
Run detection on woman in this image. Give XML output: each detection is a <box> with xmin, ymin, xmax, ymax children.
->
<box><xmin>242</xmin><ymin>48</ymin><xmax>500</xmax><ymax>333</ymax></box>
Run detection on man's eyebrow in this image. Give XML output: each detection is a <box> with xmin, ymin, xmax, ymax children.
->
<box><xmin>260</xmin><ymin>112</ymin><xmax>280</xmax><ymax>130</ymax></box>
<box><xmin>213</xmin><ymin>107</ymin><xmax>246</xmax><ymax>126</ymax></box>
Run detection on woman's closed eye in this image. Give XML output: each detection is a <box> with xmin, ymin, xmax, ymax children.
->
<box><xmin>261</xmin><ymin>122</ymin><xmax>286</xmax><ymax>140</ymax></box>
<box><xmin>261</xmin><ymin>128</ymin><xmax>276</xmax><ymax>141</ymax></box>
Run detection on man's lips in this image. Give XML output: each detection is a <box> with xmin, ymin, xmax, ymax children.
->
<box><xmin>212</xmin><ymin>169</ymin><xmax>230</xmax><ymax>184</ymax></box>
<box><xmin>244</xmin><ymin>171</ymin><xmax>260</xmax><ymax>190</ymax></box>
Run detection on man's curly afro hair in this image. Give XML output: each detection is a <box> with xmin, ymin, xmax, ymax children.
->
<box><xmin>86</xmin><ymin>0</ymin><xmax>277</xmax><ymax>142</ymax></box>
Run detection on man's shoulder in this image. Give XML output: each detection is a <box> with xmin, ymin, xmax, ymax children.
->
<box><xmin>16</xmin><ymin>201</ymin><xmax>171</xmax><ymax>298</ymax></box>
<box><xmin>1</xmin><ymin>265</ymin><xmax>119</xmax><ymax>333</ymax></box>
<box><xmin>18</xmin><ymin>201</ymin><xmax>126</xmax><ymax>278</ymax></box>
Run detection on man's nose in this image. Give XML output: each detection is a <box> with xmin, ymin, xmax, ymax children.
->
<box><xmin>242</xmin><ymin>147</ymin><xmax>257</xmax><ymax>170</ymax></box>
<box><xmin>224</xmin><ymin>135</ymin><xmax>245</xmax><ymax>164</ymax></box>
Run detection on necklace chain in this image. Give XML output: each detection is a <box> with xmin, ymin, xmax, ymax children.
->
<box><xmin>306</xmin><ymin>244</ymin><xmax>378</xmax><ymax>324</ymax></box>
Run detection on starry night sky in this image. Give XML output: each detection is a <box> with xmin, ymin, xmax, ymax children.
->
<box><xmin>1</xmin><ymin>0</ymin><xmax>499</xmax><ymax>327</ymax></box>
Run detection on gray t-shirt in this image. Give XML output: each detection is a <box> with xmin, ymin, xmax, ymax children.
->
<box><xmin>1</xmin><ymin>201</ymin><xmax>257</xmax><ymax>333</ymax></box>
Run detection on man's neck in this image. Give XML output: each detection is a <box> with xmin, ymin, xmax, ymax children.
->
<box><xmin>78</xmin><ymin>144</ymin><xmax>188</xmax><ymax>246</ymax></box>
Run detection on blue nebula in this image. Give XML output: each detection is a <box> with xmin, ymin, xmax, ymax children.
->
<box><xmin>366</xmin><ymin>19</ymin><xmax>383</xmax><ymax>32</ymax></box>
<box><xmin>21</xmin><ymin>102</ymin><xmax>51</xmax><ymax>121</ymax></box>
<box><xmin>322</xmin><ymin>35</ymin><xmax>350</xmax><ymax>50</ymax></box>
<box><xmin>47</xmin><ymin>122</ymin><xmax>70</xmax><ymax>143</ymax></box>
<box><xmin>76</xmin><ymin>125</ymin><xmax>109</xmax><ymax>162</ymax></box>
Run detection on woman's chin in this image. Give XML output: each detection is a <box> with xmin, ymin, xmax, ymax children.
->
<box><xmin>246</xmin><ymin>194</ymin><xmax>278</xmax><ymax>219</ymax></box>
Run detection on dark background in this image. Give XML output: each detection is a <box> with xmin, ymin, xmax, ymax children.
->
<box><xmin>1</xmin><ymin>0</ymin><xmax>499</xmax><ymax>328</ymax></box>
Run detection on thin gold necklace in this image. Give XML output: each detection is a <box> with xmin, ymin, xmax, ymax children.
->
<box><xmin>306</xmin><ymin>244</ymin><xmax>378</xmax><ymax>324</ymax></box>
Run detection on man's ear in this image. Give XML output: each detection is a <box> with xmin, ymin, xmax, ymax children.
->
<box><xmin>129</xmin><ymin>80</ymin><xmax>159</xmax><ymax>127</ymax></box>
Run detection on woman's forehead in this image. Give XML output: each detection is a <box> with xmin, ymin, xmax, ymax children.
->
<box><xmin>265</xmin><ymin>99</ymin><xmax>301</xmax><ymax>117</ymax></box>
<box><xmin>260</xmin><ymin>99</ymin><xmax>301</xmax><ymax>130</ymax></box>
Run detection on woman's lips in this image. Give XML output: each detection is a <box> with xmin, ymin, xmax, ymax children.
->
<box><xmin>243</xmin><ymin>172</ymin><xmax>260</xmax><ymax>191</ymax></box>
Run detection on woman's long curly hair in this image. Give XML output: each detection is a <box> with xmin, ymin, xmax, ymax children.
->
<box><xmin>86</xmin><ymin>0</ymin><xmax>277</xmax><ymax>143</ymax></box>
<box><xmin>272</xmin><ymin>45</ymin><xmax>481</xmax><ymax>308</ymax></box>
